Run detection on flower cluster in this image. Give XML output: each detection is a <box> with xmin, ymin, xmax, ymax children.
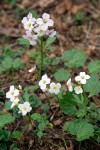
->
<box><xmin>22</xmin><ymin>12</ymin><xmax>56</xmax><ymax>46</ymax></box>
<box><xmin>39</xmin><ymin>74</ymin><xmax>61</xmax><ymax>95</ymax></box>
<box><xmin>67</xmin><ymin>72</ymin><xmax>90</xmax><ymax>94</ymax></box>
<box><xmin>6</xmin><ymin>85</ymin><xmax>32</xmax><ymax>116</ymax></box>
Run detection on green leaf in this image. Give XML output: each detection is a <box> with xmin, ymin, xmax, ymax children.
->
<box><xmin>75</xmin><ymin>11</ymin><xmax>84</xmax><ymax>21</ymax></box>
<box><xmin>7</xmin><ymin>0</ymin><xmax>16</xmax><ymax>5</ymax></box>
<box><xmin>2</xmin><ymin>57</ymin><xmax>13</xmax><ymax>69</ymax></box>
<box><xmin>54</xmin><ymin>68</ymin><xmax>70</xmax><ymax>81</ymax></box>
<box><xmin>45</xmin><ymin>36</ymin><xmax>57</xmax><ymax>48</ymax></box>
<box><xmin>31</xmin><ymin>113</ymin><xmax>41</xmax><ymax>122</ymax></box>
<box><xmin>62</xmin><ymin>49</ymin><xmax>87</xmax><ymax>68</ymax></box>
<box><xmin>60</xmin><ymin>91</ymin><xmax>77</xmax><ymax>115</ymax></box>
<box><xmin>28</xmin><ymin>85</ymin><xmax>39</xmax><ymax>91</ymax></box>
<box><xmin>0</xmin><ymin>129</ymin><xmax>11</xmax><ymax>141</ymax></box>
<box><xmin>37</xmin><ymin>131</ymin><xmax>43</xmax><ymax>138</ymax></box>
<box><xmin>5</xmin><ymin>101</ymin><xmax>11</xmax><ymax>110</ymax></box>
<box><xmin>64</xmin><ymin>119</ymin><xmax>94</xmax><ymax>141</ymax></box>
<box><xmin>43</xmin><ymin>57</ymin><xmax>51</xmax><ymax>68</ymax></box>
<box><xmin>52</xmin><ymin>57</ymin><xmax>60</xmax><ymax>65</ymax></box>
<box><xmin>88</xmin><ymin>60</ymin><xmax>100</xmax><ymax>75</ymax></box>
<box><xmin>17</xmin><ymin>38</ymin><xmax>30</xmax><ymax>48</ymax></box>
<box><xmin>13</xmin><ymin>58</ymin><xmax>23</xmax><ymax>69</ymax></box>
<box><xmin>11</xmin><ymin>131</ymin><xmax>22</xmax><ymax>139</ymax></box>
<box><xmin>0</xmin><ymin>143</ymin><xmax>7</xmax><ymax>150</ymax></box>
<box><xmin>0</xmin><ymin>114</ymin><xmax>15</xmax><ymax>128</ymax></box>
<box><xmin>83</xmin><ymin>75</ymin><xmax>100</xmax><ymax>97</ymax></box>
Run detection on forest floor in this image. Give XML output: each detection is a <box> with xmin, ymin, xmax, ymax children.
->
<box><xmin>0</xmin><ymin>0</ymin><xmax>100</xmax><ymax>150</ymax></box>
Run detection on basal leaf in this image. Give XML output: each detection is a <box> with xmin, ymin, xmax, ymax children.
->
<box><xmin>83</xmin><ymin>75</ymin><xmax>100</xmax><ymax>97</ymax></box>
<box><xmin>13</xmin><ymin>58</ymin><xmax>23</xmax><ymax>69</ymax></box>
<box><xmin>88</xmin><ymin>60</ymin><xmax>100</xmax><ymax>75</ymax></box>
<box><xmin>62</xmin><ymin>49</ymin><xmax>87</xmax><ymax>68</ymax></box>
<box><xmin>60</xmin><ymin>91</ymin><xmax>77</xmax><ymax>115</ymax></box>
<box><xmin>54</xmin><ymin>68</ymin><xmax>70</xmax><ymax>81</ymax></box>
<box><xmin>0</xmin><ymin>114</ymin><xmax>15</xmax><ymax>128</ymax></box>
<box><xmin>64</xmin><ymin>119</ymin><xmax>94</xmax><ymax>141</ymax></box>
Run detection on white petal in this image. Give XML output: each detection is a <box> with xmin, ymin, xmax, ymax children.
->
<box><xmin>18</xmin><ymin>104</ymin><xmax>23</xmax><ymax>110</ymax></box>
<box><xmin>50</xmin><ymin>82</ymin><xmax>55</xmax><ymax>88</ymax></box>
<box><xmin>55</xmin><ymin>90</ymin><xmax>60</xmax><ymax>95</ymax></box>
<box><xmin>81</xmin><ymin>79</ymin><xmax>87</xmax><ymax>84</ymax></box>
<box><xmin>10</xmin><ymin>85</ymin><xmax>14</xmax><ymax>91</ymax></box>
<box><xmin>22</xmin><ymin>110</ymin><xmax>27</xmax><ymax>116</ymax></box>
<box><xmin>49</xmin><ymin>88</ymin><xmax>53</xmax><ymax>93</ymax></box>
<box><xmin>46</xmin><ymin>78</ymin><xmax>51</xmax><ymax>84</ymax></box>
<box><xmin>57</xmin><ymin>83</ymin><xmax>61</xmax><ymax>88</ymax></box>
<box><xmin>75</xmin><ymin>76</ymin><xmax>81</xmax><ymax>82</ymax></box>
<box><xmin>42</xmin><ymin>74</ymin><xmax>48</xmax><ymax>80</ymax></box>
<box><xmin>11</xmin><ymin>103</ymin><xmax>14</xmax><ymax>108</ymax></box>
<box><xmin>85</xmin><ymin>75</ymin><xmax>90</xmax><ymax>79</ymax></box>
<box><xmin>14</xmin><ymin>89</ymin><xmax>19</xmax><ymax>96</ymax></box>
<box><xmin>80</xmin><ymin>72</ymin><xmax>86</xmax><ymax>76</ymax></box>
<box><xmin>67</xmin><ymin>78</ymin><xmax>71</xmax><ymax>85</ymax></box>
<box><xmin>68</xmin><ymin>85</ymin><xmax>73</xmax><ymax>92</ymax></box>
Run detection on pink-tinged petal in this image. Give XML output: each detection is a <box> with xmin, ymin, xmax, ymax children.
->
<box><xmin>36</xmin><ymin>18</ymin><xmax>43</xmax><ymax>25</ymax></box>
<box><xmin>21</xmin><ymin>17</ymin><xmax>27</xmax><ymax>24</ymax></box>
<box><xmin>27</xmin><ymin>12</ymin><xmax>32</xmax><ymax>19</ymax></box>
<box><xmin>41</xmin><ymin>24</ymin><xmax>48</xmax><ymax>31</ymax></box>
<box><xmin>40</xmin><ymin>84</ymin><xmax>46</xmax><ymax>90</ymax></box>
<box><xmin>42</xmin><ymin>13</ymin><xmax>50</xmax><ymax>20</ymax></box>
<box><xmin>48</xmin><ymin>19</ymin><xmax>54</xmax><ymax>26</ymax></box>
<box><xmin>6</xmin><ymin>92</ymin><xmax>10</xmax><ymax>98</ymax></box>
<box><xmin>30</xmin><ymin>40</ymin><xmax>37</xmax><ymax>46</ymax></box>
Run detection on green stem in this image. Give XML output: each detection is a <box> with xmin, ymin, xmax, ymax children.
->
<box><xmin>39</xmin><ymin>37</ymin><xmax>44</xmax><ymax>80</ymax></box>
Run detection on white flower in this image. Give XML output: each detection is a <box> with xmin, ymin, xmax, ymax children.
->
<box><xmin>6</xmin><ymin>85</ymin><xmax>19</xmax><ymax>102</ymax></box>
<box><xmin>23</xmin><ymin>31</ymin><xmax>38</xmax><ymax>46</ymax></box>
<box><xmin>67</xmin><ymin>78</ymin><xmax>73</xmax><ymax>92</ymax></box>
<box><xmin>34</xmin><ymin>26</ymin><xmax>46</xmax><ymax>36</ymax></box>
<box><xmin>39</xmin><ymin>74</ymin><xmax>51</xmax><ymax>91</ymax></box>
<box><xmin>22</xmin><ymin>12</ymin><xmax>36</xmax><ymax>32</ymax></box>
<box><xmin>74</xmin><ymin>86</ymin><xmax>83</xmax><ymax>94</ymax></box>
<box><xmin>49</xmin><ymin>82</ymin><xmax>61</xmax><ymax>95</ymax></box>
<box><xmin>36</xmin><ymin>13</ymin><xmax>54</xmax><ymax>31</ymax></box>
<box><xmin>11</xmin><ymin>98</ymin><xmax>20</xmax><ymax>108</ymax></box>
<box><xmin>28</xmin><ymin>66</ymin><xmax>36</xmax><ymax>73</ymax></box>
<box><xmin>75</xmin><ymin>72</ymin><xmax>90</xmax><ymax>84</ymax></box>
<box><xmin>18</xmin><ymin>102</ymin><xmax>32</xmax><ymax>116</ymax></box>
<box><xmin>46</xmin><ymin>29</ymin><xmax>56</xmax><ymax>37</ymax></box>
